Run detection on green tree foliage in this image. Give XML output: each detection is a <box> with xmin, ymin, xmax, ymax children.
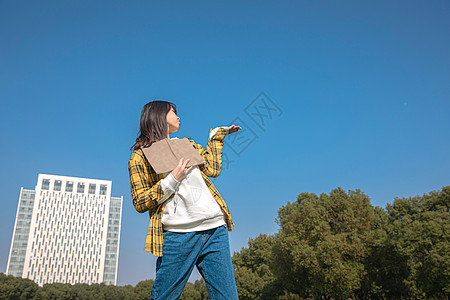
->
<box><xmin>232</xmin><ymin>234</ymin><xmax>281</xmax><ymax>299</ymax></box>
<box><xmin>382</xmin><ymin>186</ymin><xmax>450</xmax><ymax>299</ymax></box>
<box><xmin>0</xmin><ymin>273</ymin><xmax>39</xmax><ymax>299</ymax></box>
<box><xmin>134</xmin><ymin>279</ymin><xmax>154</xmax><ymax>300</ymax></box>
<box><xmin>359</xmin><ymin>205</ymin><xmax>410</xmax><ymax>299</ymax></box>
<box><xmin>180</xmin><ymin>281</ymin><xmax>201</xmax><ymax>300</ymax></box>
<box><xmin>0</xmin><ymin>275</ymin><xmax>208</xmax><ymax>299</ymax></box>
<box><xmin>36</xmin><ymin>283</ymin><xmax>75</xmax><ymax>299</ymax></box>
<box><xmin>272</xmin><ymin>187</ymin><xmax>376</xmax><ymax>299</ymax></box>
<box><xmin>192</xmin><ymin>279</ymin><xmax>209</xmax><ymax>299</ymax></box>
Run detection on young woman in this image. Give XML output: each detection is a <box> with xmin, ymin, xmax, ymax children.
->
<box><xmin>128</xmin><ymin>100</ymin><xmax>241</xmax><ymax>299</ymax></box>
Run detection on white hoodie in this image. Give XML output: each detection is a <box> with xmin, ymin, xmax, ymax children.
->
<box><xmin>157</xmin><ymin>126</ymin><xmax>232</xmax><ymax>232</ymax></box>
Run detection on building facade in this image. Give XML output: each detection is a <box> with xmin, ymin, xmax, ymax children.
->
<box><xmin>6</xmin><ymin>174</ymin><xmax>122</xmax><ymax>286</ymax></box>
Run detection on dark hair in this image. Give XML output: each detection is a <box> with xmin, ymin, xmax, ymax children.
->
<box><xmin>130</xmin><ymin>100</ymin><xmax>177</xmax><ymax>151</ymax></box>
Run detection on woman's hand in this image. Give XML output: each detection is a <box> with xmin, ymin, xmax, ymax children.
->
<box><xmin>228</xmin><ymin>125</ymin><xmax>242</xmax><ymax>134</ymax></box>
<box><xmin>171</xmin><ymin>157</ymin><xmax>193</xmax><ymax>182</ymax></box>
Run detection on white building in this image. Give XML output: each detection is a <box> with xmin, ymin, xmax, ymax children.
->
<box><xmin>6</xmin><ymin>174</ymin><xmax>122</xmax><ymax>286</ymax></box>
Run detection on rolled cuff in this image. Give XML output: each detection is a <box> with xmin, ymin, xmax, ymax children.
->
<box><xmin>209</xmin><ymin>126</ymin><xmax>231</xmax><ymax>141</ymax></box>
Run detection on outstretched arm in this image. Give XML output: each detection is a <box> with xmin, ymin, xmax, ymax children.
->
<box><xmin>188</xmin><ymin>125</ymin><xmax>241</xmax><ymax>177</ymax></box>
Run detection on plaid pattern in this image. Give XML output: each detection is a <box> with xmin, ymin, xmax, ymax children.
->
<box><xmin>128</xmin><ymin>127</ymin><xmax>234</xmax><ymax>257</ymax></box>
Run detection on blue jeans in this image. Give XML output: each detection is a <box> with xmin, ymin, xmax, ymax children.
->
<box><xmin>150</xmin><ymin>225</ymin><xmax>239</xmax><ymax>300</ymax></box>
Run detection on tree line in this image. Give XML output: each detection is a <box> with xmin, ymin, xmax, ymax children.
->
<box><xmin>0</xmin><ymin>275</ymin><xmax>209</xmax><ymax>300</ymax></box>
<box><xmin>1</xmin><ymin>186</ymin><xmax>448</xmax><ymax>299</ymax></box>
<box><xmin>233</xmin><ymin>186</ymin><xmax>449</xmax><ymax>299</ymax></box>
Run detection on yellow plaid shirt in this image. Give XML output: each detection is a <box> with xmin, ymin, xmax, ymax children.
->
<box><xmin>128</xmin><ymin>127</ymin><xmax>234</xmax><ymax>257</ymax></box>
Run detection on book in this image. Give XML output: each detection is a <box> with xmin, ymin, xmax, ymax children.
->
<box><xmin>141</xmin><ymin>137</ymin><xmax>206</xmax><ymax>174</ymax></box>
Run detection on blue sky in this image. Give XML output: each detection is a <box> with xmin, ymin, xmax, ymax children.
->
<box><xmin>1</xmin><ymin>0</ymin><xmax>449</xmax><ymax>286</ymax></box>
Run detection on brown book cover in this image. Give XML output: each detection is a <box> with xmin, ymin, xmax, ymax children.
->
<box><xmin>141</xmin><ymin>138</ymin><xmax>206</xmax><ymax>174</ymax></box>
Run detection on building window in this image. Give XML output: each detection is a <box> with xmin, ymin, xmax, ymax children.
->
<box><xmin>100</xmin><ymin>184</ymin><xmax>107</xmax><ymax>196</ymax></box>
<box><xmin>77</xmin><ymin>183</ymin><xmax>85</xmax><ymax>193</ymax></box>
<box><xmin>65</xmin><ymin>182</ymin><xmax>73</xmax><ymax>193</ymax></box>
<box><xmin>54</xmin><ymin>180</ymin><xmax>62</xmax><ymax>191</ymax></box>
<box><xmin>88</xmin><ymin>184</ymin><xmax>96</xmax><ymax>194</ymax></box>
<box><xmin>41</xmin><ymin>179</ymin><xmax>50</xmax><ymax>190</ymax></box>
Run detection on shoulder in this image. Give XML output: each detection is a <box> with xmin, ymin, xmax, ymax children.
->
<box><xmin>128</xmin><ymin>148</ymin><xmax>150</xmax><ymax>169</ymax></box>
<box><xmin>128</xmin><ymin>148</ymin><xmax>159</xmax><ymax>177</ymax></box>
<box><xmin>129</xmin><ymin>148</ymin><xmax>145</xmax><ymax>161</ymax></box>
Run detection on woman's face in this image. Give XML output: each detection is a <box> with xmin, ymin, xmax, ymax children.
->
<box><xmin>166</xmin><ymin>106</ymin><xmax>180</xmax><ymax>134</ymax></box>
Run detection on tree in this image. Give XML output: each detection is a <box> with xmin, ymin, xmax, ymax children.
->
<box><xmin>0</xmin><ymin>273</ymin><xmax>39</xmax><ymax>300</ymax></box>
<box><xmin>272</xmin><ymin>187</ymin><xmax>376</xmax><ymax>299</ymax></box>
<box><xmin>134</xmin><ymin>279</ymin><xmax>154</xmax><ymax>300</ymax></box>
<box><xmin>35</xmin><ymin>282</ymin><xmax>76</xmax><ymax>300</ymax></box>
<box><xmin>232</xmin><ymin>234</ymin><xmax>282</xmax><ymax>299</ymax></box>
<box><xmin>192</xmin><ymin>279</ymin><xmax>209</xmax><ymax>300</ymax></box>
<box><xmin>382</xmin><ymin>186</ymin><xmax>450</xmax><ymax>299</ymax></box>
<box><xmin>103</xmin><ymin>283</ymin><xmax>139</xmax><ymax>300</ymax></box>
<box><xmin>358</xmin><ymin>205</ymin><xmax>409</xmax><ymax>299</ymax></box>
<box><xmin>180</xmin><ymin>282</ymin><xmax>202</xmax><ymax>300</ymax></box>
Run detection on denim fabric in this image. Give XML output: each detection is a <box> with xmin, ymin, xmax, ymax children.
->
<box><xmin>150</xmin><ymin>225</ymin><xmax>239</xmax><ymax>300</ymax></box>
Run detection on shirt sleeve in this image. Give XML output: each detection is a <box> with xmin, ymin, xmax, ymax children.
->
<box><xmin>128</xmin><ymin>150</ymin><xmax>176</xmax><ymax>213</ymax></box>
<box><xmin>188</xmin><ymin>126</ymin><xmax>229</xmax><ymax>178</ymax></box>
